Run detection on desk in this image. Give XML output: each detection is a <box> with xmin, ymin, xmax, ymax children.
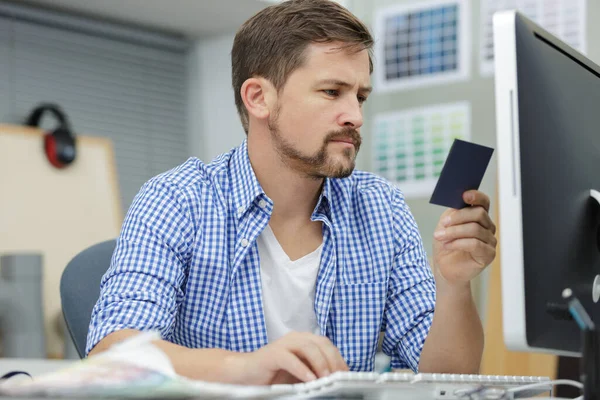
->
<box><xmin>0</xmin><ymin>359</ymin><xmax>565</xmax><ymax>399</ymax></box>
<box><xmin>0</xmin><ymin>358</ymin><xmax>72</xmax><ymax>378</ymax></box>
<box><xmin>0</xmin><ymin>359</ymin><xmax>85</xmax><ymax>400</ymax></box>
<box><xmin>0</xmin><ymin>359</ymin><xmax>73</xmax><ymax>400</ymax></box>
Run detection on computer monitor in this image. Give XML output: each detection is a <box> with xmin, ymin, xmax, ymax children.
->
<box><xmin>494</xmin><ymin>10</ymin><xmax>600</xmax><ymax>356</ymax></box>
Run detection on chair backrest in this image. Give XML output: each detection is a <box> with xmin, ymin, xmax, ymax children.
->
<box><xmin>60</xmin><ymin>239</ymin><xmax>116</xmax><ymax>358</ymax></box>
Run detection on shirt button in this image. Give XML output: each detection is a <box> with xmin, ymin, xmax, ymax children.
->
<box><xmin>237</xmin><ymin>206</ymin><xmax>244</xmax><ymax>215</ymax></box>
<box><xmin>241</xmin><ymin>238</ymin><xmax>249</xmax><ymax>247</ymax></box>
<box><xmin>258</xmin><ymin>199</ymin><xmax>267</xmax><ymax>209</ymax></box>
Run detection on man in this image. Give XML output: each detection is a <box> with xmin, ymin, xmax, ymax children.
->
<box><xmin>87</xmin><ymin>0</ymin><xmax>497</xmax><ymax>386</ymax></box>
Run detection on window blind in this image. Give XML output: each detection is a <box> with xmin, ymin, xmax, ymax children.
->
<box><xmin>0</xmin><ymin>3</ymin><xmax>189</xmax><ymax>212</ymax></box>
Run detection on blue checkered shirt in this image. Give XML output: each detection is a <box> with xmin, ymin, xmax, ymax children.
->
<box><xmin>87</xmin><ymin>139</ymin><xmax>436</xmax><ymax>372</ymax></box>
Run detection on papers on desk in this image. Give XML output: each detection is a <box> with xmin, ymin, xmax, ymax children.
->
<box><xmin>0</xmin><ymin>331</ymin><xmax>552</xmax><ymax>399</ymax></box>
<box><xmin>0</xmin><ymin>331</ymin><xmax>276</xmax><ymax>399</ymax></box>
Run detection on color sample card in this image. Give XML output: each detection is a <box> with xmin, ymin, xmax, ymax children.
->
<box><xmin>373</xmin><ymin>0</ymin><xmax>471</xmax><ymax>92</ymax></box>
<box><xmin>429</xmin><ymin>139</ymin><xmax>494</xmax><ymax>209</ymax></box>
<box><xmin>372</xmin><ymin>102</ymin><xmax>471</xmax><ymax>198</ymax></box>
<box><xmin>480</xmin><ymin>0</ymin><xmax>587</xmax><ymax>75</ymax></box>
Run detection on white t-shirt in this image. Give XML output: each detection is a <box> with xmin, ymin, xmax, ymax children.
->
<box><xmin>257</xmin><ymin>224</ymin><xmax>323</xmax><ymax>342</ymax></box>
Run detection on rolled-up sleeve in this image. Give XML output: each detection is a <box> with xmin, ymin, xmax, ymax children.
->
<box><xmin>381</xmin><ymin>189</ymin><xmax>436</xmax><ymax>372</ymax></box>
<box><xmin>86</xmin><ymin>178</ymin><xmax>195</xmax><ymax>355</ymax></box>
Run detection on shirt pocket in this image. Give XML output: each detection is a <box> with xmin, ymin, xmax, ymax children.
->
<box><xmin>330</xmin><ymin>281</ymin><xmax>387</xmax><ymax>371</ymax></box>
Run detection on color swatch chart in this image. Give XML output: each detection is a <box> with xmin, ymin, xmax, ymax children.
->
<box><xmin>374</xmin><ymin>0</ymin><xmax>469</xmax><ymax>92</ymax></box>
<box><xmin>480</xmin><ymin>0</ymin><xmax>587</xmax><ymax>75</ymax></box>
<box><xmin>372</xmin><ymin>102</ymin><xmax>471</xmax><ymax>198</ymax></box>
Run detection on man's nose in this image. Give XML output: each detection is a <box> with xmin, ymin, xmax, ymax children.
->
<box><xmin>338</xmin><ymin>99</ymin><xmax>363</xmax><ymax>129</ymax></box>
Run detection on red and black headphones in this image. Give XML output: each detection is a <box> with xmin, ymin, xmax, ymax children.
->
<box><xmin>26</xmin><ymin>104</ymin><xmax>77</xmax><ymax>169</ymax></box>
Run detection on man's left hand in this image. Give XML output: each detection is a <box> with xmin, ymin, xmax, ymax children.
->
<box><xmin>432</xmin><ymin>190</ymin><xmax>497</xmax><ymax>286</ymax></box>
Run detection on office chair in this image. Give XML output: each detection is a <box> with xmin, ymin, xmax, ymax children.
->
<box><xmin>60</xmin><ymin>239</ymin><xmax>116</xmax><ymax>358</ymax></box>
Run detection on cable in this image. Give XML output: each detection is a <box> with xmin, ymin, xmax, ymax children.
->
<box><xmin>454</xmin><ymin>379</ymin><xmax>583</xmax><ymax>399</ymax></box>
<box><xmin>0</xmin><ymin>371</ymin><xmax>32</xmax><ymax>382</ymax></box>
<box><xmin>506</xmin><ymin>379</ymin><xmax>583</xmax><ymax>394</ymax></box>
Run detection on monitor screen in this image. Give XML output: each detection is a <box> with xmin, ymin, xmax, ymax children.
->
<box><xmin>494</xmin><ymin>10</ymin><xmax>600</xmax><ymax>355</ymax></box>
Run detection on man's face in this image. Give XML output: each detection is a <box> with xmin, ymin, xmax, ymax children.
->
<box><xmin>268</xmin><ymin>42</ymin><xmax>371</xmax><ymax>179</ymax></box>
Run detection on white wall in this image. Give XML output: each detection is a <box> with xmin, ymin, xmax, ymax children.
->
<box><xmin>187</xmin><ymin>33</ymin><xmax>245</xmax><ymax>162</ymax></box>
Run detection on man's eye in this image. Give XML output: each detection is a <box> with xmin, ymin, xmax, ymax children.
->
<box><xmin>323</xmin><ymin>89</ymin><xmax>339</xmax><ymax>97</ymax></box>
<box><xmin>358</xmin><ymin>95</ymin><xmax>368</xmax><ymax>104</ymax></box>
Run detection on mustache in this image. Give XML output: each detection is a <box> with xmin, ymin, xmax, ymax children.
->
<box><xmin>325</xmin><ymin>128</ymin><xmax>362</xmax><ymax>147</ymax></box>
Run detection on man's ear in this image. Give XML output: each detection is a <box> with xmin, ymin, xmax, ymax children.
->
<box><xmin>240</xmin><ymin>77</ymin><xmax>276</xmax><ymax>122</ymax></box>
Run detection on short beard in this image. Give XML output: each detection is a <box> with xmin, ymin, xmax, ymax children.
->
<box><xmin>267</xmin><ymin>104</ymin><xmax>362</xmax><ymax>179</ymax></box>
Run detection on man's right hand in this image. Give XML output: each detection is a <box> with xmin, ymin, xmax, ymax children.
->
<box><xmin>90</xmin><ymin>330</ymin><xmax>348</xmax><ymax>386</ymax></box>
<box><xmin>228</xmin><ymin>332</ymin><xmax>349</xmax><ymax>385</ymax></box>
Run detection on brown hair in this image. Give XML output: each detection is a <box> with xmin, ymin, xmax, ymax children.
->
<box><xmin>231</xmin><ymin>0</ymin><xmax>374</xmax><ymax>134</ymax></box>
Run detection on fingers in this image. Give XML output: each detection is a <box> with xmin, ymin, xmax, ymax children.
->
<box><xmin>442</xmin><ymin>238</ymin><xmax>496</xmax><ymax>266</ymax></box>
<box><xmin>442</xmin><ymin>206</ymin><xmax>496</xmax><ymax>234</ymax></box>
<box><xmin>275</xmin><ymin>351</ymin><xmax>319</xmax><ymax>383</ymax></box>
<box><xmin>435</xmin><ymin>222</ymin><xmax>497</xmax><ymax>248</ymax></box>
<box><xmin>289</xmin><ymin>340</ymin><xmax>332</xmax><ymax>379</ymax></box>
<box><xmin>309</xmin><ymin>335</ymin><xmax>349</xmax><ymax>374</ymax></box>
<box><xmin>463</xmin><ymin>190</ymin><xmax>490</xmax><ymax>211</ymax></box>
<box><xmin>272</xmin><ymin>333</ymin><xmax>348</xmax><ymax>382</ymax></box>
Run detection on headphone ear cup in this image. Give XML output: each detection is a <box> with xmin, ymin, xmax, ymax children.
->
<box><xmin>44</xmin><ymin>133</ymin><xmax>65</xmax><ymax>168</ymax></box>
<box><xmin>27</xmin><ymin>104</ymin><xmax>77</xmax><ymax>169</ymax></box>
<box><xmin>53</xmin><ymin>128</ymin><xmax>76</xmax><ymax>166</ymax></box>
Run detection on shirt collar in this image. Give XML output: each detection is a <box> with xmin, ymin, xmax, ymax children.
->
<box><xmin>312</xmin><ymin>176</ymin><xmax>333</xmax><ymax>222</ymax></box>
<box><xmin>229</xmin><ymin>139</ymin><xmax>267</xmax><ymax>218</ymax></box>
<box><xmin>229</xmin><ymin>139</ymin><xmax>335</xmax><ymax>223</ymax></box>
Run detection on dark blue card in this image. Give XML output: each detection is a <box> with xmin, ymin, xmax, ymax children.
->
<box><xmin>429</xmin><ymin>139</ymin><xmax>494</xmax><ymax>209</ymax></box>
